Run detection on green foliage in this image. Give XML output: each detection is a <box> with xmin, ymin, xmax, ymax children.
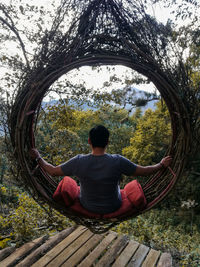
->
<box><xmin>114</xmin><ymin>209</ymin><xmax>200</xmax><ymax>266</ymax></box>
<box><xmin>0</xmin><ymin>184</ymin><xmax>18</xmax><ymax>205</ymax></box>
<box><xmin>0</xmin><ymin>185</ymin><xmax>73</xmax><ymax>248</ymax></box>
<box><xmin>123</xmin><ymin>101</ymin><xmax>171</xmax><ymax>165</ymax></box>
<box><xmin>36</xmin><ymin>102</ymin><xmax>136</xmax><ymax>161</ymax></box>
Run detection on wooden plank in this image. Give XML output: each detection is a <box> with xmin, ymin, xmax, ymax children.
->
<box><xmin>95</xmin><ymin>235</ymin><xmax>129</xmax><ymax>267</ymax></box>
<box><xmin>78</xmin><ymin>232</ymin><xmax>117</xmax><ymax>267</ymax></box>
<box><xmin>112</xmin><ymin>240</ymin><xmax>140</xmax><ymax>267</ymax></box>
<box><xmin>32</xmin><ymin>226</ymin><xmax>86</xmax><ymax>267</ymax></box>
<box><xmin>62</xmin><ymin>233</ymin><xmax>105</xmax><ymax>267</ymax></box>
<box><xmin>16</xmin><ymin>226</ymin><xmax>75</xmax><ymax>267</ymax></box>
<box><xmin>142</xmin><ymin>249</ymin><xmax>160</xmax><ymax>267</ymax></box>
<box><xmin>127</xmin><ymin>244</ymin><xmax>150</xmax><ymax>267</ymax></box>
<box><xmin>0</xmin><ymin>235</ymin><xmax>48</xmax><ymax>267</ymax></box>
<box><xmin>0</xmin><ymin>247</ymin><xmax>15</xmax><ymax>262</ymax></box>
<box><xmin>157</xmin><ymin>253</ymin><xmax>172</xmax><ymax>267</ymax></box>
<box><xmin>46</xmin><ymin>229</ymin><xmax>94</xmax><ymax>267</ymax></box>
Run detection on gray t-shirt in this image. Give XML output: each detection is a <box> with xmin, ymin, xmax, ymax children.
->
<box><xmin>61</xmin><ymin>153</ymin><xmax>137</xmax><ymax>214</ymax></box>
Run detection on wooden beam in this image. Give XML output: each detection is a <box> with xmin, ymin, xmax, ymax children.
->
<box><xmin>62</xmin><ymin>233</ymin><xmax>105</xmax><ymax>266</ymax></box>
<box><xmin>32</xmin><ymin>225</ymin><xmax>86</xmax><ymax>267</ymax></box>
<box><xmin>0</xmin><ymin>227</ymin><xmax>173</xmax><ymax>267</ymax></box>
<box><xmin>112</xmin><ymin>240</ymin><xmax>140</xmax><ymax>267</ymax></box>
<box><xmin>95</xmin><ymin>235</ymin><xmax>129</xmax><ymax>267</ymax></box>
<box><xmin>157</xmin><ymin>252</ymin><xmax>172</xmax><ymax>267</ymax></box>
<box><xmin>0</xmin><ymin>235</ymin><xmax>48</xmax><ymax>266</ymax></box>
<box><xmin>78</xmin><ymin>232</ymin><xmax>117</xmax><ymax>267</ymax></box>
<box><xmin>15</xmin><ymin>226</ymin><xmax>75</xmax><ymax>267</ymax></box>
<box><xmin>127</xmin><ymin>244</ymin><xmax>149</xmax><ymax>267</ymax></box>
<box><xmin>141</xmin><ymin>248</ymin><xmax>160</xmax><ymax>267</ymax></box>
<box><xmin>0</xmin><ymin>247</ymin><xmax>16</xmax><ymax>262</ymax></box>
<box><xmin>46</xmin><ymin>229</ymin><xmax>94</xmax><ymax>267</ymax></box>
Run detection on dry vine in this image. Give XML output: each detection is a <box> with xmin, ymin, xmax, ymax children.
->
<box><xmin>9</xmin><ymin>0</ymin><xmax>199</xmax><ymax>233</ymax></box>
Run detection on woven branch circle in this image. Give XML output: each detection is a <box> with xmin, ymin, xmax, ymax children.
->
<box><xmin>10</xmin><ymin>0</ymin><xmax>199</xmax><ymax>233</ymax></box>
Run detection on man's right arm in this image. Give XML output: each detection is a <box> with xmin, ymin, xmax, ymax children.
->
<box><xmin>36</xmin><ymin>157</ymin><xmax>64</xmax><ymax>176</ymax></box>
<box><xmin>29</xmin><ymin>148</ymin><xmax>64</xmax><ymax>177</ymax></box>
<box><xmin>133</xmin><ymin>156</ymin><xmax>172</xmax><ymax>176</ymax></box>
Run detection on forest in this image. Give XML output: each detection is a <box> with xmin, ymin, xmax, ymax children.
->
<box><xmin>0</xmin><ymin>0</ymin><xmax>200</xmax><ymax>266</ymax></box>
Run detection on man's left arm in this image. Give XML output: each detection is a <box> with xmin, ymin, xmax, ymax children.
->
<box><xmin>29</xmin><ymin>148</ymin><xmax>64</xmax><ymax>177</ymax></box>
<box><xmin>134</xmin><ymin>156</ymin><xmax>172</xmax><ymax>176</ymax></box>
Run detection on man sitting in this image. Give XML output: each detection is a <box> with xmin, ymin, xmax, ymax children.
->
<box><xmin>30</xmin><ymin>125</ymin><xmax>172</xmax><ymax>214</ymax></box>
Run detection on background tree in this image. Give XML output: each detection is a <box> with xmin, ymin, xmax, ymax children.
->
<box><xmin>123</xmin><ymin>101</ymin><xmax>171</xmax><ymax>165</ymax></box>
<box><xmin>36</xmin><ymin>101</ymin><xmax>137</xmax><ymax>162</ymax></box>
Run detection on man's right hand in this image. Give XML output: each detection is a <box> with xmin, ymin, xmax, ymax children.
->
<box><xmin>29</xmin><ymin>148</ymin><xmax>64</xmax><ymax>177</ymax></box>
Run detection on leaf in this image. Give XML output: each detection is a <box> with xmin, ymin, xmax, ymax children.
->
<box><xmin>37</xmin><ymin>23</ymin><xmax>43</xmax><ymax>31</ymax></box>
<box><xmin>2</xmin><ymin>55</ymin><xmax>7</xmax><ymax>61</ymax></box>
<box><xmin>19</xmin><ymin>5</ymin><xmax>24</xmax><ymax>14</ymax></box>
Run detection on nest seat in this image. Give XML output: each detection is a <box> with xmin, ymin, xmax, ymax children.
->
<box><xmin>9</xmin><ymin>0</ymin><xmax>199</xmax><ymax>233</ymax></box>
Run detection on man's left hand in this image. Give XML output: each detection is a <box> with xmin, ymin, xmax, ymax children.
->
<box><xmin>160</xmin><ymin>156</ymin><xmax>172</xmax><ymax>168</ymax></box>
<box><xmin>29</xmin><ymin>148</ymin><xmax>40</xmax><ymax>159</ymax></box>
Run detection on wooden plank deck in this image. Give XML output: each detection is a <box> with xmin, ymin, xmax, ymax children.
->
<box><xmin>0</xmin><ymin>226</ymin><xmax>172</xmax><ymax>267</ymax></box>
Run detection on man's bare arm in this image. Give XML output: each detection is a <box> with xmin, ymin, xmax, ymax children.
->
<box><xmin>29</xmin><ymin>148</ymin><xmax>64</xmax><ymax>177</ymax></box>
<box><xmin>134</xmin><ymin>156</ymin><xmax>172</xmax><ymax>176</ymax></box>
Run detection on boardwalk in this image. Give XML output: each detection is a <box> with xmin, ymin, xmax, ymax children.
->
<box><xmin>0</xmin><ymin>226</ymin><xmax>172</xmax><ymax>267</ymax></box>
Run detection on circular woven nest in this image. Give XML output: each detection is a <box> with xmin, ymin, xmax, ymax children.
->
<box><xmin>9</xmin><ymin>0</ymin><xmax>199</xmax><ymax>233</ymax></box>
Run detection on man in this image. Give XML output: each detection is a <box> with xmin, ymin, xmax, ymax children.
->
<box><xmin>30</xmin><ymin>125</ymin><xmax>172</xmax><ymax>214</ymax></box>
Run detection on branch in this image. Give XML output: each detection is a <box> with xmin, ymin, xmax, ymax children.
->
<box><xmin>0</xmin><ymin>6</ymin><xmax>30</xmax><ymax>69</ymax></box>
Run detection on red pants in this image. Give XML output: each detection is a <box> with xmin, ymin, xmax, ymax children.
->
<box><xmin>53</xmin><ymin>176</ymin><xmax>147</xmax><ymax>218</ymax></box>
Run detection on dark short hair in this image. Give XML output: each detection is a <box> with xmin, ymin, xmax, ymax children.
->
<box><xmin>89</xmin><ymin>125</ymin><xmax>109</xmax><ymax>148</ymax></box>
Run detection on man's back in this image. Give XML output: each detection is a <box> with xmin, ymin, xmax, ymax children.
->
<box><xmin>61</xmin><ymin>153</ymin><xmax>137</xmax><ymax>214</ymax></box>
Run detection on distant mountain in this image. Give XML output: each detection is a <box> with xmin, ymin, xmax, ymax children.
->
<box><xmin>123</xmin><ymin>87</ymin><xmax>158</xmax><ymax>113</ymax></box>
<box><xmin>42</xmin><ymin>87</ymin><xmax>158</xmax><ymax>113</ymax></box>
<box><xmin>0</xmin><ymin>88</ymin><xmax>157</xmax><ymax>136</ymax></box>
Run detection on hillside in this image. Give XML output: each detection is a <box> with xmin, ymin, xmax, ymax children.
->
<box><xmin>42</xmin><ymin>87</ymin><xmax>158</xmax><ymax>113</ymax></box>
